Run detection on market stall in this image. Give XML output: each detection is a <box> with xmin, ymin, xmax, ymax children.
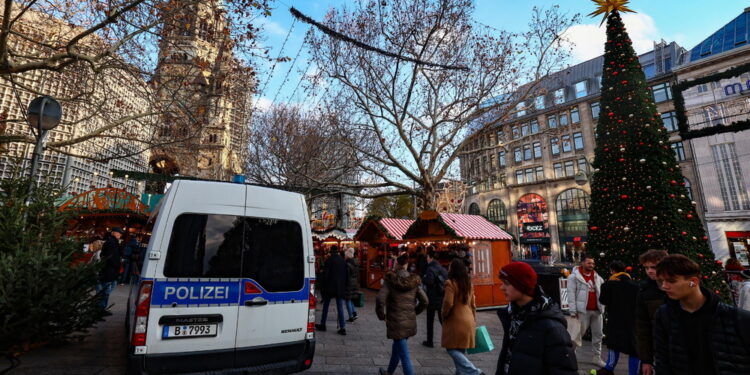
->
<box><xmin>311</xmin><ymin>227</ymin><xmax>361</xmax><ymax>279</ymax></box>
<box><xmin>354</xmin><ymin>217</ymin><xmax>414</xmax><ymax>289</ymax></box>
<box><xmin>403</xmin><ymin>211</ymin><xmax>513</xmax><ymax>308</ymax></box>
<box><xmin>58</xmin><ymin>187</ymin><xmax>151</xmax><ymax>242</ymax></box>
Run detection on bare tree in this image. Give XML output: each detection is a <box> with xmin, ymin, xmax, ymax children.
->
<box><xmin>306</xmin><ymin>0</ymin><xmax>579</xmax><ymax>210</ymax></box>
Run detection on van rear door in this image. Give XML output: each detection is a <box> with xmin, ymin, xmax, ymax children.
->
<box><xmin>145</xmin><ymin>183</ymin><xmax>246</xmax><ymax>372</ymax></box>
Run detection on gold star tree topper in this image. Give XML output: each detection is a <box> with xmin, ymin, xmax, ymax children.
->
<box><xmin>589</xmin><ymin>0</ymin><xmax>635</xmax><ymax>24</ymax></box>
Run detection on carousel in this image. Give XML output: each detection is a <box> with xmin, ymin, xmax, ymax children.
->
<box><xmin>58</xmin><ymin>187</ymin><xmax>151</xmax><ymax>241</ymax></box>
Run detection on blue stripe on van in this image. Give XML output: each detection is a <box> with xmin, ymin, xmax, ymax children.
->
<box><xmin>149</xmin><ymin>278</ymin><xmax>310</xmax><ymax>306</ymax></box>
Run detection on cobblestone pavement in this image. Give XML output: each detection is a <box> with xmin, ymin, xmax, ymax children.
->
<box><xmin>13</xmin><ymin>287</ymin><xmax>630</xmax><ymax>375</ymax></box>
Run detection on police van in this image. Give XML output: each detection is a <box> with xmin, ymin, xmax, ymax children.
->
<box><xmin>125</xmin><ymin>180</ymin><xmax>316</xmax><ymax>374</ymax></box>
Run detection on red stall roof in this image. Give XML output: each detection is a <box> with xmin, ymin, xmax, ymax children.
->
<box><xmin>379</xmin><ymin>218</ymin><xmax>415</xmax><ymax>241</ymax></box>
<box><xmin>439</xmin><ymin>213</ymin><xmax>513</xmax><ymax>241</ymax></box>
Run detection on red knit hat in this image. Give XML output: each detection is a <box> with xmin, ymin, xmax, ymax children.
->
<box><xmin>500</xmin><ymin>262</ymin><xmax>538</xmax><ymax>297</ymax></box>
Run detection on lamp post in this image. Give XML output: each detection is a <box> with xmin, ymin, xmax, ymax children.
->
<box><xmin>575</xmin><ymin>157</ymin><xmax>598</xmax><ymax>186</ymax></box>
<box><xmin>27</xmin><ymin>96</ymin><xmax>62</xmax><ymax>183</ymax></box>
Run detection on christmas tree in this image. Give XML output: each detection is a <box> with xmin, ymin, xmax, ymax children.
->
<box><xmin>586</xmin><ymin>0</ymin><xmax>728</xmax><ymax>296</ymax></box>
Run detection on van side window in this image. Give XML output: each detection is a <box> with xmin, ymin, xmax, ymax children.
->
<box><xmin>242</xmin><ymin>218</ymin><xmax>304</xmax><ymax>292</ymax></box>
<box><xmin>163</xmin><ymin>214</ymin><xmax>243</xmax><ymax>277</ymax></box>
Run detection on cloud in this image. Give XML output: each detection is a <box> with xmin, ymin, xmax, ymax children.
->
<box><xmin>257</xmin><ymin>18</ymin><xmax>288</xmax><ymax>37</ymax></box>
<box><xmin>561</xmin><ymin>12</ymin><xmax>660</xmax><ymax>64</ymax></box>
<box><xmin>253</xmin><ymin>96</ymin><xmax>273</xmax><ymax>111</ymax></box>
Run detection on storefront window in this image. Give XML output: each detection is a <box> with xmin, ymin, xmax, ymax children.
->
<box><xmin>556</xmin><ymin>189</ymin><xmax>591</xmax><ymax>263</ymax></box>
<box><xmin>468</xmin><ymin>203</ymin><xmax>480</xmax><ymax>215</ymax></box>
<box><xmin>486</xmin><ymin>200</ymin><xmax>507</xmax><ymax>229</ymax></box>
<box><xmin>516</xmin><ymin>194</ymin><xmax>550</xmax><ymax>260</ymax></box>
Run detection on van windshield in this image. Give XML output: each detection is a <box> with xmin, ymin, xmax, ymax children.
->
<box><xmin>164</xmin><ymin>214</ymin><xmax>305</xmax><ymax>292</ymax></box>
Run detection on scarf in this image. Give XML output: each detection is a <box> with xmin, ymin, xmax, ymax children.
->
<box><xmin>609</xmin><ymin>271</ymin><xmax>631</xmax><ymax>281</ymax></box>
<box><xmin>503</xmin><ymin>294</ymin><xmax>551</xmax><ymax>374</ymax></box>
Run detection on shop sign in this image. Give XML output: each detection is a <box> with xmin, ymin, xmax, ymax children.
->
<box><xmin>523</xmin><ymin>222</ymin><xmax>547</xmax><ymax>233</ymax></box>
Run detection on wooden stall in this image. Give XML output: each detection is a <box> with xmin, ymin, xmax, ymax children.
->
<box><xmin>58</xmin><ymin>187</ymin><xmax>151</xmax><ymax>241</ymax></box>
<box><xmin>354</xmin><ymin>218</ymin><xmax>414</xmax><ymax>290</ymax></box>
<box><xmin>403</xmin><ymin>211</ymin><xmax>513</xmax><ymax>308</ymax></box>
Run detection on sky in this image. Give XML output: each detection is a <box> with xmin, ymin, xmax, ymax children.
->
<box><xmin>253</xmin><ymin>0</ymin><xmax>747</xmax><ymax>110</ymax></box>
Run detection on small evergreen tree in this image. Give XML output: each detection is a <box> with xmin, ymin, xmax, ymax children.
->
<box><xmin>586</xmin><ymin>4</ymin><xmax>728</xmax><ymax>296</ymax></box>
<box><xmin>0</xmin><ymin>170</ymin><xmax>105</xmax><ymax>361</ymax></box>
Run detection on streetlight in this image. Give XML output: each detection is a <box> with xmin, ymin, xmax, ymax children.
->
<box><xmin>27</xmin><ymin>96</ymin><xmax>62</xmax><ymax>182</ymax></box>
<box><xmin>575</xmin><ymin>157</ymin><xmax>597</xmax><ymax>186</ymax></box>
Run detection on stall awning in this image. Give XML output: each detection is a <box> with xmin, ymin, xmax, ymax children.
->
<box><xmin>404</xmin><ymin>211</ymin><xmax>513</xmax><ymax>241</ymax></box>
<box><xmin>379</xmin><ymin>218</ymin><xmax>415</xmax><ymax>241</ymax></box>
<box><xmin>354</xmin><ymin>217</ymin><xmax>415</xmax><ymax>242</ymax></box>
<box><xmin>312</xmin><ymin>227</ymin><xmax>352</xmax><ymax>241</ymax></box>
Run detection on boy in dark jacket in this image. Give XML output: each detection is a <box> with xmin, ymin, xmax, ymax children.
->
<box><xmin>635</xmin><ymin>249</ymin><xmax>668</xmax><ymax>375</ymax></box>
<box><xmin>595</xmin><ymin>261</ymin><xmax>639</xmax><ymax>375</ymax></box>
<box><xmin>96</xmin><ymin>227</ymin><xmax>123</xmax><ymax>312</ymax></box>
<box><xmin>422</xmin><ymin>249</ymin><xmax>448</xmax><ymax>348</ymax></box>
<box><xmin>316</xmin><ymin>245</ymin><xmax>349</xmax><ymax>335</ymax></box>
<box><xmin>496</xmin><ymin>262</ymin><xmax>578</xmax><ymax>375</ymax></box>
<box><xmin>654</xmin><ymin>254</ymin><xmax>750</xmax><ymax>375</ymax></box>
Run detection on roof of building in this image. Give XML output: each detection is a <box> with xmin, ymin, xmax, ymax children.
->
<box><xmin>354</xmin><ymin>217</ymin><xmax>415</xmax><ymax>241</ymax></box>
<box><xmin>688</xmin><ymin>8</ymin><xmax>750</xmax><ymax>63</ymax></box>
<box><xmin>438</xmin><ymin>213</ymin><xmax>514</xmax><ymax>240</ymax></box>
<box><xmin>378</xmin><ymin>218</ymin><xmax>415</xmax><ymax>240</ymax></box>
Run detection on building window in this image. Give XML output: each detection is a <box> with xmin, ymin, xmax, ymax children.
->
<box><xmin>469</xmin><ymin>203</ymin><xmax>481</xmax><ymax>215</ymax></box>
<box><xmin>550</xmin><ymin>137</ymin><xmax>560</xmax><ymax>156</ymax></box>
<box><xmin>535</xmin><ymin>95</ymin><xmax>545</xmax><ymax>110</ymax></box>
<box><xmin>652</xmin><ymin>82</ymin><xmax>672</xmax><ymax>103</ymax></box>
<box><xmin>574</xmin><ymin>81</ymin><xmax>587</xmax><ymax>98</ymax></box>
<box><xmin>684</xmin><ymin>178</ymin><xmax>693</xmax><ymax>201</ymax></box>
<box><xmin>525</xmin><ymin>168</ymin><xmax>535</xmax><ymax>183</ymax></box>
<box><xmin>516</xmin><ymin>102</ymin><xmax>526</xmax><ymax>117</ymax></box>
<box><xmin>595</xmin><ymin>74</ymin><xmax>602</xmax><ymax>88</ymax></box>
<box><xmin>703</xmin><ymin>104</ymin><xmax>725</xmax><ymax>126</ymax></box>
<box><xmin>554</xmin><ymin>88</ymin><xmax>565</xmax><ymax>104</ymax></box>
<box><xmin>571</xmin><ymin>107</ymin><xmax>580</xmax><ymax>124</ymax></box>
<box><xmin>516</xmin><ymin>170</ymin><xmax>524</xmax><ymax>184</ymax></box>
<box><xmin>711</xmin><ymin>143</ymin><xmax>750</xmax><ymax>211</ymax></box>
<box><xmin>562</xmin><ymin>135</ymin><xmax>572</xmax><ymax>153</ymax></box>
<box><xmin>521</xmin><ymin>124</ymin><xmax>529</xmax><ymax>137</ymax></box>
<box><xmin>523</xmin><ymin>144</ymin><xmax>532</xmax><ymax>161</ymax></box>
<box><xmin>573</xmin><ymin>132</ymin><xmax>584</xmax><ymax>150</ymax></box>
<box><xmin>547</xmin><ymin>115</ymin><xmax>557</xmax><ymax>129</ymax></box>
<box><xmin>486</xmin><ymin>200</ymin><xmax>507</xmax><ymax>228</ymax></box>
<box><xmin>533</xmin><ymin>142</ymin><xmax>542</xmax><ymax>159</ymax></box>
<box><xmin>535</xmin><ymin>166</ymin><xmax>544</xmax><ymax>181</ymax></box>
<box><xmin>671</xmin><ymin>142</ymin><xmax>686</xmax><ymax>161</ymax></box>
<box><xmin>643</xmin><ymin>63</ymin><xmax>655</xmax><ymax>79</ymax></box>
<box><xmin>559</xmin><ymin>113</ymin><xmax>569</xmax><ymax>127</ymax></box>
<box><xmin>564</xmin><ymin>160</ymin><xmax>575</xmax><ymax>176</ymax></box>
<box><xmin>498</xmin><ymin>151</ymin><xmax>506</xmax><ymax>168</ymax></box>
<box><xmin>661</xmin><ymin>111</ymin><xmax>678</xmax><ymax>132</ymax></box>
<box><xmin>556</xmin><ymin>188</ymin><xmax>592</xmax><ymax>262</ymax></box>
<box><xmin>578</xmin><ymin>158</ymin><xmax>588</xmax><ymax>172</ymax></box>
<box><xmin>591</xmin><ymin>102</ymin><xmax>600</xmax><ymax>119</ymax></box>
<box><xmin>497</xmin><ymin>130</ymin><xmax>506</xmax><ymax>143</ymax></box>
<box><xmin>514</xmin><ymin>147</ymin><xmax>522</xmax><ymax>163</ymax></box>
<box><xmin>530</xmin><ymin>120</ymin><xmax>539</xmax><ymax>134</ymax></box>
<box><xmin>554</xmin><ymin>163</ymin><xmax>563</xmax><ymax>178</ymax></box>
<box><xmin>512</xmin><ymin>126</ymin><xmax>519</xmax><ymax>139</ymax></box>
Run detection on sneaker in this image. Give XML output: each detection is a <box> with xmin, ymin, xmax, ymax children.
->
<box><xmin>337</xmin><ymin>328</ymin><xmax>346</xmax><ymax>335</ymax></box>
<box><xmin>347</xmin><ymin>317</ymin><xmax>356</xmax><ymax>323</ymax></box>
<box><xmin>591</xmin><ymin>368</ymin><xmax>614</xmax><ymax>375</ymax></box>
<box><xmin>353</xmin><ymin>311</ymin><xmax>358</xmax><ymax>318</ymax></box>
<box><xmin>421</xmin><ymin>341</ymin><xmax>434</xmax><ymax>348</ymax></box>
<box><xmin>314</xmin><ymin>324</ymin><xmax>326</xmax><ymax>331</ymax></box>
<box><xmin>592</xmin><ymin>357</ymin><xmax>607</xmax><ymax>368</ymax></box>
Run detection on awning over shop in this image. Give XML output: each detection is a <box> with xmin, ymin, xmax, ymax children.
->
<box><xmin>354</xmin><ymin>217</ymin><xmax>415</xmax><ymax>242</ymax></box>
<box><xmin>404</xmin><ymin>211</ymin><xmax>513</xmax><ymax>241</ymax></box>
<box><xmin>312</xmin><ymin>227</ymin><xmax>352</xmax><ymax>241</ymax></box>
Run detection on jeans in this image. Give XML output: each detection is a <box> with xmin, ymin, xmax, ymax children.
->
<box><xmin>387</xmin><ymin>338</ymin><xmax>414</xmax><ymax>375</ymax></box>
<box><xmin>425</xmin><ymin>306</ymin><xmax>442</xmax><ymax>343</ymax></box>
<box><xmin>570</xmin><ymin>310</ymin><xmax>604</xmax><ymax>357</ymax></box>
<box><xmin>120</xmin><ymin>260</ymin><xmax>131</xmax><ymax>284</ymax></box>
<box><xmin>320</xmin><ymin>297</ymin><xmax>346</xmax><ymax>329</ymax></box>
<box><xmin>446</xmin><ymin>349</ymin><xmax>482</xmax><ymax>375</ymax></box>
<box><xmin>605</xmin><ymin>349</ymin><xmax>640</xmax><ymax>375</ymax></box>
<box><xmin>95</xmin><ymin>281</ymin><xmax>117</xmax><ymax>309</ymax></box>
<box><xmin>346</xmin><ymin>299</ymin><xmax>357</xmax><ymax>319</ymax></box>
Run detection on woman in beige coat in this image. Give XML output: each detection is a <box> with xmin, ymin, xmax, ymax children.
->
<box><xmin>442</xmin><ymin>258</ymin><xmax>483</xmax><ymax>375</ymax></box>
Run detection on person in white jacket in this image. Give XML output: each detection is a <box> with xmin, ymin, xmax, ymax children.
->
<box><xmin>567</xmin><ymin>254</ymin><xmax>606</xmax><ymax>368</ymax></box>
<box><xmin>739</xmin><ymin>269</ymin><xmax>750</xmax><ymax>311</ymax></box>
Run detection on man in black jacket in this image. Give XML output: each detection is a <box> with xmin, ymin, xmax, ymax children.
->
<box><xmin>635</xmin><ymin>249</ymin><xmax>668</xmax><ymax>375</ymax></box>
<box><xmin>654</xmin><ymin>254</ymin><xmax>750</xmax><ymax>375</ymax></box>
<box><xmin>595</xmin><ymin>261</ymin><xmax>639</xmax><ymax>375</ymax></box>
<box><xmin>421</xmin><ymin>249</ymin><xmax>448</xmax><ymax>348</ymax></box>
<box><xmin>96</xmin><ymin>227</ymin><xmax>123</xmax><ymax>312</ymax></box>
<box><xmin>496</xmin><ymin>261</ymin><xmax>577</xmax><ymax>375</ymax></box>
<box><xmin>316</xmin><ymin>245</ymin><xmax>349</xmax><ymax>335</ymax></box>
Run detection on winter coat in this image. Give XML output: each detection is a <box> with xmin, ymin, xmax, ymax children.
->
<box><xmin>496</xmin><ymin>289</ymin><xmax>578</xmax><ymax>375</ymax></box>
<box><xmin>99</xmin><ymin>236</ymin><xmax>121</xmax><ymax>282</ymax></box>
<box><xmin>321</xmin><ymin>253</ymin><xmax>348</xmax><ymax>299</ymax></box>
<box><xmin>441</xmin><ymin>279</ymin><xmax>476</xmax><ymax>349</ymax></box>
<box><xmin>423</xmin><ymin>259</ymin><xmax>448</xmax><ymax>309</ymax></box>
<box><xmin>566</xmin><ymin>266</ymin><xmax>604</xmax><ymax>315</ymax></box>
<box><xmin>599</xmin><ymin>272</ymin><xmax>638</xmax><ymax>356</ymax></box>
<box><xmin>654</xmin><ymin>286</ymin><xmax>750</xmax><ymax>375</ymax></box>
<box><xmin>345</xmin><ymin>257</ymin><xmax>359</xmax><ymax>300</ymax></box>
<box><xmin>739</xmin><ymin>281</ymin><xmax>750</xmax><ymax>312</ymax></box>
<box><xmin>376</xmin><ymin>269</ymin><xmax>428</xmax><ymax>340</ymax></box>
<box><xmin>635</xmin><ymin>278</ymin><xmax>666</xmax><ymax>364</ymax></box>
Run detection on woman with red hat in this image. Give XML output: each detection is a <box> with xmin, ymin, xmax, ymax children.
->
<box><xmin>495</xmin><ymin>261</ymin><xmax>578</xmax><ymax>375</ymax></box>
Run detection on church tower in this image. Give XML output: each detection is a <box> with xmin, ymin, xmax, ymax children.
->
<box><xmin>150</xmin><ymin>0</ymin><xmax>250</xmax><ymax>185</ymax></box>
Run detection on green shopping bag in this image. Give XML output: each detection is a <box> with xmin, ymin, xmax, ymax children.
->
<box><xmin>467</xmin><ymin>325</ymin><xmax>494</xmax><ymax>354</ymax></box>
<box><xmin>354</xmin><ymin>291</ymin><xmax>365</xmax><ymax>307</ymax></box>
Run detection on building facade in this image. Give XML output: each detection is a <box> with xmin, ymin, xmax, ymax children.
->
<box><xmin>460</xmin><ymin>41</ymin><xmax>706</xmax><ymax>263</ymax></box>
<box><xmin>674</xmin><ymin>8</ymin><xmax>750</xmax><ymax>264</ymax></box>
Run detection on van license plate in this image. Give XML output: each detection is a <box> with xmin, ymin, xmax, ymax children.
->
<box><xmin>163</xmin><ymin>324</ymin><xmax>217</xmax><ymax>339</ymax></box>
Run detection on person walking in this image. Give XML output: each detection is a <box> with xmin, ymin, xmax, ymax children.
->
<box><xmin>738</xmin><ymin>269</ymin><xmax>750</xmax><ymax>312</ymax></box>
<box><xmin>344</xmin><ymin>247</ymin><xmax>360</xmax><ymax>322</ymax></box>
<box><xmin>415</xmin><ymin>246</ymin><xmax>428</xmax><ymax>278</ymax></box>
<box><xmin>316</xmin><ymin>245</ymin><xmax>349</xmax><ymax>335</ymax></box>
<box><xmin>654</xmin><ymin>254</ymin><xmax>750</xmax><ymax>375</ymax></box>
<box><xmin>496</xmin><ymin>261</ymin><xmax>577</xmax><ymax>375</ymax></box>
<box><xmin>566</xmin><ymin>254</ymin><xmax>605</xmax><ymax>368</ymax></box>
<box><xmin>96</xmin><ymin>227</ymin><xmax>123</xmax><ymax>312</ymax></box>
<box><xmin>594</xmin><ymin>261</ymin><xmax>640</xmax><ymax>375</ymax></box>
<box><xmin>376</xmin><ymin>253</ymin><xmax>428</xmax><ymax>375</ymax></box>
<box><xmin>635</xmin><ymin>249</ymin><xmax>668</xmax><ymax>375</ymax></box>
<box><xmin>442</xmin><ymin>258</ymin><xmax>482</xmax><ymax>375</ymax></box>
<box><xmin>422</xmin><ymin>248</ymin><xmax>448</xmax><ymax>348</ymax></box>
<box><xmin>120</xmin><ymin>235</ymin><xmax>140</xmax><ymax>284</ymax></box>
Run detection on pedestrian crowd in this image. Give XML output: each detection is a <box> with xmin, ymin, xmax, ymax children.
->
<box><xmin>312</xmin><ymin>244</ymin><xmax>750</xmax><ymax>375</ymax></box>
